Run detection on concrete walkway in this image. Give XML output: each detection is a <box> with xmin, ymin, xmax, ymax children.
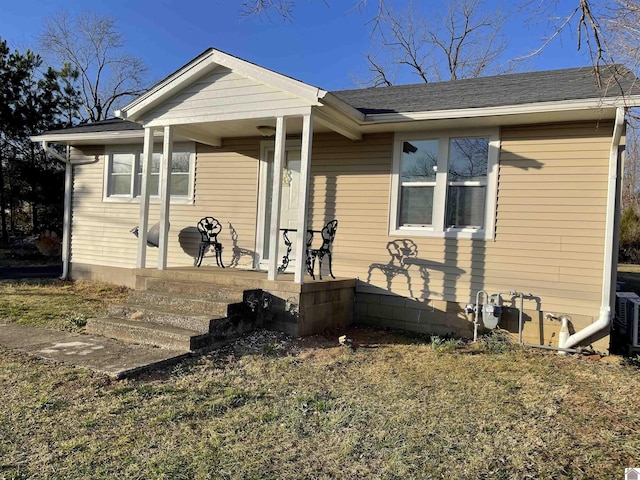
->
<box><xmin>0</xmin><ymin>322</ymin><xmax>190</xmax><ymax>379</ymax></box>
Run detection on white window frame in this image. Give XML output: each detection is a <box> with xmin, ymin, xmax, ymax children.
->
<box><xmin>390</xmin><ymin>128</ymin><xmax>499</xmax><ymax>240</ymax></box>
<box><xmin>103</xmin><ymin>142</ymin><xmax>195</xmax><ymax>204</ymax></box>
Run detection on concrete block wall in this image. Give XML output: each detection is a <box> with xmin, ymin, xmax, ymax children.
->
<box><xmin>264</xmin><ymin>279</ymin><xmax>355</xmax><ymax>337</ymax></box>
<box><xmin>355</xmin><ymin>291</ymin><xmax>610</xmax><ymax>352</ymax></box>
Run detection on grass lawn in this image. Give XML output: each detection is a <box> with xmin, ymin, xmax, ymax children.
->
<box><xmin>0</xmin><ymin>279</ymin><xmax>129</xmax><ymax>332</ymax></box>
<box><xmin>1</xmin><ymin>281</ymin><xmax>639</xmax><ymax>479</ymax></box>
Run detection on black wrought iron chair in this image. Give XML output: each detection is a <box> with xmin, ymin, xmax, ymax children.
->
<box><xmin>307</xmin><ymin>219</ymin><xmax>338</xmax><ymax>280</ymax></box>
<box><xmin>196</xmin><ymin>217</ymin><xmax>225</xmax><ymax>268</ymax></box>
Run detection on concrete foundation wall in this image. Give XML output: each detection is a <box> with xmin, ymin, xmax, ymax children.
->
<box><xmin>70</xmin><ymin>262</ymin><xmax>137</xmax><ymax>288</ymax></box>
<box><xmin>263</xmin><ymin>279</ymin><xmax>355</xmax><ymax>337</ymax></box>
<box><xmin>354</xmin><ymin>289</ymin><xmax>610</xmax><ymax>353</ymax></box>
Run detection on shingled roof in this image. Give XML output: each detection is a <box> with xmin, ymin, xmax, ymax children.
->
<box><xmin>332</xmin><ymin>65</ymin><xmax>640</xmax><ymax>114</ymax></box>
<box><xmin>37</xmin><ymin>65</ymin><xmax>639</xmax><ymax>136</ymax></box>
<box><xmin>56</xmin><ymin>118</ymin><xmax>143</xmax><ymax>133</ymax></box>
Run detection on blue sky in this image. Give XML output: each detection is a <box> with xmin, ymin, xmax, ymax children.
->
<box><xmin>2</xmin><ymin>0</ymin><xmax>591</xmax><ymax>91</ymax></box>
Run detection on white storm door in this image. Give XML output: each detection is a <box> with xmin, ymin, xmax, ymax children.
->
<box><xmin>258</xmin><ymin>147</ymin><xmax>301</xmax><ymax>270</ymax></box>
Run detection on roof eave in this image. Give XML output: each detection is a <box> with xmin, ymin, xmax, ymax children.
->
<box><xmin>31</xmin><ymin>130</ymin><xmax>155</xmax><ymax>145</ymax></box>
<box><xmin>361</xmin><ymin>96</ymin><xmax>640</xmax><ymax>124</ymax></box>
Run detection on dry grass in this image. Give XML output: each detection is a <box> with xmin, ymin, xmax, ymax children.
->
<box><xmin>0</xmin><ymin>279</ymin><xmax>129</xmax><ymax>331</ymax></box>
<box><xmin>0</xmin><ymin>328</ymin><xmax>639</xmax><ymax>479</ymax></box>
<box><xmin>0</xmin><ymin>281</ymin><xmax>639</xmax><ymax>479</ymax></box>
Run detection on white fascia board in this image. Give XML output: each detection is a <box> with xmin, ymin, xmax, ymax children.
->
<box><xmin>363</xmin><ymin>96</ymin><xmax>640</xmax><ymax>124</ymax></box>
<box><xmin>320</xmin><ymin>92</ymin><xmax>366</xmax><ymax>123</ymax></box>
<box><xmin>119</xmin><ymin>52</ymin><xmax>220</xmax><ymax>121</ymax></box>
<box><xmin>30</xmin><ymin>130</ymin><xmax>160</xmax><ymax>144</ymax></box>
<box><xmin>208</xmin><ymin>49</ymin><xmax>326</xmax><ymax>103</ymax></box>
<box><xmin>120</xmin><ymin>48</ymin><xmax>327</xmax><ymax>122</ymax></box>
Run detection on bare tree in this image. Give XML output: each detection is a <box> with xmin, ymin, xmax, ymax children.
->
<box><xmin>39</xmin><ymin>10</ymin><xmax>148</xmax><ymax>122</ymax></box>
<box><xmin>240</xmin><ymin>0</ymin><xmax>618</xmax><ymax>74</ymax></box>
<box><xmin>605</xmin><ymin>1</ymin><xmax>640</xmax><ymax>72</ymax></box>
<box><xmin>240</xmin><ymin>0</ymin><xmax>296</xmax><ymax>19</ymax></box>
<box><xmin>239</xmin><ymin>0</ymin><xmax>385</xmax><ymax>21</ymax></box>
<box><xmin>518</xmin><ymin>0</ymin><xmax>623</xmax><ymax>82</ymax></box>
<box><xmin>362</xmin><ymin>0</ymin><xmax>509</xmax><ymax>85</ymax></box>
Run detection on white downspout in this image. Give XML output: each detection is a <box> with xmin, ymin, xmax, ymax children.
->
<box><xmin>562</xmin><ymin>107</ymin><xmax>626</xmax><ymax>349</ymax></box>
<box><xmin>39</xmin><ymin>141</ymin><xmax>97</xmax><ymax>280</ymax></box>
<box><xmin>41</xmin><ymin>141</ymin><xmax>72</xmax><ymax>280</ymax></box>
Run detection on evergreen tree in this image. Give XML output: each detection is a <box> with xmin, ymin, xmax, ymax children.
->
<box><xmin>0</xmin><ymin>37</ymin><xmax>80</xmax><ymax>244</ymax></box>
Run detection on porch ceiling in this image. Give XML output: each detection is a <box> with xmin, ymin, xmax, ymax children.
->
<box><xmin>178</xmin><ymin>116</ymin><xmax>335</xmax><ymax>140</ymax></box>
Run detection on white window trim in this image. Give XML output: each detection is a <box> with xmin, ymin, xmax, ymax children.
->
<box><xmin>102</xmin><ymin>142</ymin><xmax>196</xmax><ymax>205</ymax></box>
<box><xmin>389</xmin><ymin>128</ymin><xmax>499</xmax><ymax>240</ymax></box>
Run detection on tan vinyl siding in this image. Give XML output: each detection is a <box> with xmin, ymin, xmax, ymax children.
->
<box><xmin>310</xmin><ymin>122</ymin><xmax>613</xmax><ymax>318</ymax></box>
<box><xmin>70</xmin><ymin>120</ymin><xmax>613</xmax><ymax>322</ymax></box>
<box><xmin>143</xmin><ymin>67</ymin><xmax>314</xmax><ymax>125</ymax></box>
<box><xmin>69</xmin><ymin>138</ymin><xmax>260</xmax><ymax>270</ymax></box>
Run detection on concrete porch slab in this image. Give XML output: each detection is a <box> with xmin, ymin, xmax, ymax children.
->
<box><xmin>0</xmin><ymin>322</ymin><xmax>190</xmax><ymax>379</ymax></box>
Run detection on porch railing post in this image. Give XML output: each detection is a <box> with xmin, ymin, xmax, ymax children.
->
<box><xmin>294</xmin><ymin>114</ymin><xmax>313</xmax><ymax>284</ymax></box>
<box><xmin>158</xmin><ymin>125</ymin><xmax>173</xmax><ymax>270</ymax></box>
<box><xmin>137</xmin><ymin>127</ymin><xmax>155</xmax><ymax>268</ymax></box>
<box><xmin>267</xmin><ymin>116</ymin><xmax>287</xmax><ymax>281</ymax></box>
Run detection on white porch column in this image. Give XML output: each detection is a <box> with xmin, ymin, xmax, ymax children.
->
<box><xmin>294</xmin><ymin>114</ymin><xmax>313</xmax><ymax>284</ymax></box>
<box><xmin>158</xmin><ymin>126</ymin><xmax>173</xmax><ymax>270</ymax></box>
<box><xmin>136</xmin><ymin>127</ymin><xmax>155</xmax><ymax>268</ymax></box>
<box><xmin>267</xmin><ymin>116</ymin><xmax>287</xmax><ymax>281</ymax></box>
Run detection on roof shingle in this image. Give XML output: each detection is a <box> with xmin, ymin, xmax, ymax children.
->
<box><xmin>332</xmin><ymin>65</ymin><xmax>640</xmax><ymax>114</ymax></box>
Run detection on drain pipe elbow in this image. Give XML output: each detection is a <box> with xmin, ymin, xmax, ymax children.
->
<box><xmin>561</xmin><ymin>308</ymin><xmax>610</xmax><ymax>350</ymax></box>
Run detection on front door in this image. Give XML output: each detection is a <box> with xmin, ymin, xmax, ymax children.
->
<box><xmin>257</xmin><ymin>145</ymin><xmax>301</xmax><ymax>271</ymax></box>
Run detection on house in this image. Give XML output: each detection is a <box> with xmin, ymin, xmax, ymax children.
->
<box><xmin>32</xmin><ymin>48</ymin><xmax>640</xmax><ymax>353</ymax></box>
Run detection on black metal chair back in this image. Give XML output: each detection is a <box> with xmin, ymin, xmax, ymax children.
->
<box><xmin>196</xmin><ymin>217</ymin><xmax>225</xmax><ymax>268</ymax></box>
<box><xmin>307</xmin><ymin>219</ymin><xmax>338</xmax><ymax>280</ymax></box>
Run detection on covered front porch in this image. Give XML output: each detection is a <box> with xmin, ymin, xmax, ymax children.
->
<box><xmin>115</xmin><ymin>48</ymin><xmax>364</xmax><ymax>285</ymax></box>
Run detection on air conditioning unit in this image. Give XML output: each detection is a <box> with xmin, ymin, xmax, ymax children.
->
<box><xmin>615</xmin><ymin>292</ymin><xmax>640</xmax><ymax>335</ymax></box>
<box><xmin>627</xmin><ymin>298</ymin><xmax>640</xmax><ymax>349</ymax></box>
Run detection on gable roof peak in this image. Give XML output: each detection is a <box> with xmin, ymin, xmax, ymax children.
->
<box><xmin>118</xmin><ymin>47</ymin><xmax>328</xmax><ymax>122</ymax></box>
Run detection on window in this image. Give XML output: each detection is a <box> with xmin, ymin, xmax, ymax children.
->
<box><xmin>104</xmin><ymin>144</ymin><xmax>195</xmax><ymax>203</ymax></box>
<box><xmin>391</xmin><ymin>130</ymin><xmax>498</xmax><ymax>239</ymax></box>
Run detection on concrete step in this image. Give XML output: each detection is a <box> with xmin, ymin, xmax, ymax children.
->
<box><xmin>86</xmin><ymin>317</ymin><xmax>209</xmax><ymax>351</ymax></box>
<box><xmin>107</xmin><ymin>303</ymin><xmax>218</xmax><ymax>333</ymax></box>
<box><xmin>142</xmin><ymin>278</ymin><xmax>246</xmax><ymax>303</ymax></box>
<box><xmin>128</xmin><ymin>290</ymin><xmax>233</xmax><ymax>317</ymax></box>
